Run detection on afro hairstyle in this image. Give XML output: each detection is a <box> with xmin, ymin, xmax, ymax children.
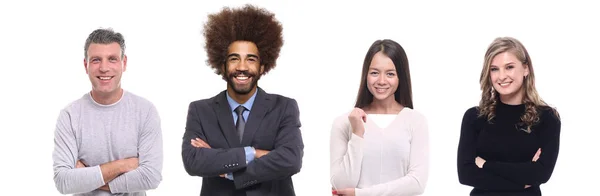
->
<box><xmin>203</xmin><ymin>4</ymin><xmax>284</xmax><ymax>77</ymax></box>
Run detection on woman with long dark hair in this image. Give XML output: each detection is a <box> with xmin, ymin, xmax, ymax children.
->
<box><xmin>330</xmin><ymin>39</ymin><xmax>429</xmax><ymax>196</ymax></box>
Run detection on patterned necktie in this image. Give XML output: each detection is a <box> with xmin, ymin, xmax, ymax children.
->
<box><xmin>235</xmin><ymin>105</ymin><xmax>247</xmax><ymax>142</ymax></box>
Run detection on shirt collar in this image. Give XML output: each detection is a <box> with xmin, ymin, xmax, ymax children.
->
<box><xmin>226</xmin><ymin>89</ymin><xmax>258</xmax><ymax>112</ymax></box>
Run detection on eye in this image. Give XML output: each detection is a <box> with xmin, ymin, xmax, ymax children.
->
<box><xmin>109</xmin><ymin>58</ymin><xmax>118</xmax><ymax>63</ymax></box>
<box><xmin>490</xmin><ymin>67</ymin><xmax>498</xmax><ymax>71</ymax></box>
<box><xmin>229</xmin><ymin>57</ymin><xmax>239</xmax><ymax>62</ymax></box>
<box><xmin>247</xmin><ymin>58</ymin><xmax>258</xmax><ymax>64</ymax></box>
<box><xmin>386</xmin><ymin>72</ymin><xmax>396</xmax><ymax>77</ymax></box>
<box><xmin>507</xmin><ymin>65</ymin><xmax>514</xmax><ymax>69</ymax></box>
<box><xmin>369</xmin><ymin>71</ymin><xmax>379</xmax><ymax>76</ymax></box>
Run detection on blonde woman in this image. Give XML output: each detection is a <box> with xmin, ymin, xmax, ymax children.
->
<box><xmin>457</xmin><ymin>37</ymin><xmax>561</xmax><ymax>196</ymax></box>
<box><xmin>330</xmin><ymin>39</ymin><xmax>429</xmax><ymax>196</ymax></box>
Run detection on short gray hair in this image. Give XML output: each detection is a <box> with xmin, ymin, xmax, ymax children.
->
<box><xmin>84</xmin><ymin>28</ymin><xmax>126</xmax><ymax>59</ymax></box>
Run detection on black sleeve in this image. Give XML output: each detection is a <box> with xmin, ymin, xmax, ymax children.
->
<box><xmin>457</xmin><ymin>107</ymin><xmax>526</xmax><ymax>190</ymax></box>
<box><xmin>483</xmin><ymin>108</ymin><xmax>561</xmax><ymax>185</ymax></box>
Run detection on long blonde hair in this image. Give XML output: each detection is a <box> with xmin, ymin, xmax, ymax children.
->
<box><xmin>478</xmin><ymin>37</ymin><xmax>556</xmax><ymax>133</ymax></box>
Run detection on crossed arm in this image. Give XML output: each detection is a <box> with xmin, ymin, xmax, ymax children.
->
<box><xmin>182</xmin><ymin>99</ymin><xmax>304</xmax><ymax>189</ymax></box>
<box><xmin>182</xmin><ymin>100</ymin><xmax>304</xmax><ymax>189</ymax></box>
<box><xmin>456</xmin><ymin>108</ymin><xmax>561</xmax><ymax>190</ymax></box>
<box><xmin>52</xmin><ymin>107</ymin><xmax>163</xmax><ymax>194</ymax></box>
<box><xmin>477</xmin><ymin>111</ymin><xmax>561</xmax><ymax>186</ymax></box>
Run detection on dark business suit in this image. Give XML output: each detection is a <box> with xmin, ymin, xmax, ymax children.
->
<box><xmin>182</xmin><ymin>87</ymin><xmax>304</xmax><ymax>196</ymax></box>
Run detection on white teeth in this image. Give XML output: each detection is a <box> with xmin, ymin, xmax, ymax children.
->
<box><xmin>99</xmin><ymin>76</ymin><xmax>112</xmax><ymax>80</ymax></box>
<box><xmin>499</xmin><ymin>82</ymin><xmax>511</xmax><ymax>87</ymax></box>
<box><xmin>375</xmin><ymin>88</ymin><xmax>387</xmax><ymax>92</ymax></box>
<box><xmin>236</xmin><ymin>76</ymin><xmax>248</xmax><ymax>80</ymax></box>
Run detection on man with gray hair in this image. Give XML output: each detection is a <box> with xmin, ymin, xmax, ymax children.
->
<box><xmin>52</xmin><ymin>28</ymin><xmax>163</xmax><ymax>195</ymax></box>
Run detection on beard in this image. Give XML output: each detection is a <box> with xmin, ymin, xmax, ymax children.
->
<box><xmin>225</xmin><ymin>70</ymin><xmax>260</xmax><ymax>95</ymax></box>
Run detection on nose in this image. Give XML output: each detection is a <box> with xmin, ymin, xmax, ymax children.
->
<box><xmin>498</xmin><ymin>69</ymin><xmax>507</xmax><ymax>81</ymax></box>
<box><xmin>236</xmin><ymin>60</ymin><xmax>249</xmax><ymax>72</ymax></box>
<box><xmin>376</xmin><ymin>74</ymin><xmax>386</xmax><ymax>85</ymax></box>
<box><xmin>99</xmin><ymin>61</ymin><xmax>109</xmax><ymax>72</ymax></box>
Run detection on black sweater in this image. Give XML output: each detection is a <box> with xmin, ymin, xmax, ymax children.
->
<box><xmin>457</xmin><ymin>101</ymin><xmax>561</xmax><ymax>196</ymax></box>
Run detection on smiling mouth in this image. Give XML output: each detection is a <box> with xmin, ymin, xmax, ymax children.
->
<box><xmin>98</xmin><ymin>76</ymin><xmax>114</xmax><ymax>80</ymax></box>
<box><xmin>236</xmin><ymin>75</ymin><xmax>249</xmax><ymax>80</ymax></box>
<box><xmin>375</xmin><ymin>87</ymin><xmax>388</xmax><ymax>93</ymax></box>
<box><xmin>499</xmin><ymin>82</ymin><xmax>512</xmax><ymax>87</ymax></box>
<box><xmin>234</xmin><ymin>75</ymin><xmax>252</xmax><ymax>84</ymax></box>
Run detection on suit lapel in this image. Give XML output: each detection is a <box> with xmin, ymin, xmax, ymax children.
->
<box><xmin>214</xmin><ymin>91</ymin><xmax>240</xmax><ymax>148</ymax></box>
<box><xmin>241</xmin><ymin>88</ymin><xmax>272</xmax><ymax>146</ymax></box>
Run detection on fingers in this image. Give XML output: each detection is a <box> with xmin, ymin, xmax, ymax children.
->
<box><xmin>361</xmin><ymin>111</ymin><xmax>367</xmax><ymax>123</ymax></box>
<box><xmin>190</xmin><ymin>139</ymin><xmax>202</xmax><ymax>147</ymax></box>
<box><xmin>219</xmin><ymin>174</ymin><xmax>226</xmax><ymax>178</ymax></box>
<box><xmin>190</xmin><ymin>138</ymin><xmax>212</xmax><ymax>148</ymax></box>
<box><xmin>76</xmin><ymin>160</ymin><xmax>86</xmax><ymax>168</ymax></box>
<box><xmin>196</xmin><ymin>138</ymin><xmax>211</xmax><ymax>148</ymax></box>
<box><xmin>335</xmin><ymin>188</ymin><xmax>351</xmax><ymax>194</ymax></box>
<box><xmin>255</xmin><ymin>149</ymin><xmax>271</xmax><ymax>158</ymax></box>
<box><xmin>532</xmin><ymin>148</ymin><xmax>542</xmax><ymax>162</ymax></box>
<box><xmin>355</xmin><ymin>108</ymin><xmax>367</xmax><ymax>122</ymax></box>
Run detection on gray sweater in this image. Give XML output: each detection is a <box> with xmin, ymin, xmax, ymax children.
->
<box><xmin>52</xmin><ymin>91</ymin><xmax>163</xmax><ymax>195</ymax></box>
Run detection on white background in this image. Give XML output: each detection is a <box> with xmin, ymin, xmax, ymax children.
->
<box><xmin>1</xmin><ymin>0</ymin><xmax>598</xmax><ymax>195</ymax></box>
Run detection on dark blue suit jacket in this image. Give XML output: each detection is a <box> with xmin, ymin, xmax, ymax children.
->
<box><xmin>182</xmin><ymin>87</ymin><xmax>304</xmax><ymax>196</ymax></box>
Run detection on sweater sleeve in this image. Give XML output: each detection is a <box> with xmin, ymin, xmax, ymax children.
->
<box><xmin>108</xmin><ymin>104</ymin><xmax>163</xmax><ymax>193</ymax></box>
<box><xmin>330</xmin><ymin>114</ymin><xmax>364</xmax><ymax>189</ymax></box>
<box><xmin>456</xmin><ymin>107</ymin><xmax>526</xmax><ymax>191</ymax></box>
<box><xmin>482</xmin><ymin>109</ymin><xmax>561</xmax><ymax>185</ymax></box>
<box><xmin>53</xmin><ymin>110</ymin><xmax>105</xmax><ymax>194</ymax></box>
<box><xmin>354</xmin><ymin>112</ymin><xmax>429</xmax><ymax>196</ymax></box>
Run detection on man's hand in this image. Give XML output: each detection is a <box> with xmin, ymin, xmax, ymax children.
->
<box><xmin>191</xmin><ymin>138</ymin><xmax>211</xmax><ymax>149</ymax></box>
<box><xmin>255</xmin><ymin>149</ymin><xmax>270</xmax><ymax>159</ymax></box>
<box><xmin>76</xmin><ymin>160</ymin><xmax>87</xmax><ymax>168</ymax></box>
<box><xmin>98</xmin><ymin>184</ymin><xmax>110</xmax><ymax>191</ymax></box>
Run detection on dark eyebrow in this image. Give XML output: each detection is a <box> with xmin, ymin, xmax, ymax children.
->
<box><xmin>247</xmin><ymin>54</ymin><xmax>259</xmax><ymax>59</ymax></box>
<box><xmin>227</xmin><ymin>53</ymin><xmax>241</xmax><ymax>58</ymax></box>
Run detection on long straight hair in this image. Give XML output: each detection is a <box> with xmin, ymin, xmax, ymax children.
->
<box><xmin>354</xmin><ymin>39</ymin><xmax>413</xmax><ymax>109</ymax></box>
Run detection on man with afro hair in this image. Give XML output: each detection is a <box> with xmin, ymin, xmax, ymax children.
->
<box><xmin>181</xmin><ymin>4</ymin><xmax>304</xmax><ymax>196</ymax></box>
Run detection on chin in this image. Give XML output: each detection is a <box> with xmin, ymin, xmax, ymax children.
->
<box><xmin>94</xmin><ymin>87</ymin><xmax>117</xmax><ymax>94</ymax></box>
<box><xmin>373</xmin><ymin>94</ymin><xmax>393</xmax><ymax>101</ymax></box>
<box><xmin>232</xmin><ymin>86</ymin><xmax>254</xmax><ymax>94</ymax></box>
<box><xmin>496</xmin><ymin>89</ymin><xmax>518</xmax><ymax>97</ymax></box>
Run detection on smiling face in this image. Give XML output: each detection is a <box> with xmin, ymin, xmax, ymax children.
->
<box><xmin>224</xmin><ymin>41</ymin><xmax>264</xmax><ymax>96</ymax></box>
<box><xmin>84</xmin><ymin>42</ymin><xmax>127</xmax><ymax>99</ymax></box>
<box><xmin>490</xmin><ymin>51</ymin><xmax>529</xmax><ymax>104</ymax></box>
<box><xmin>366</xmin><ymin>51</ymin><xmax>399</xmax><ymax>103</ymax></box>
